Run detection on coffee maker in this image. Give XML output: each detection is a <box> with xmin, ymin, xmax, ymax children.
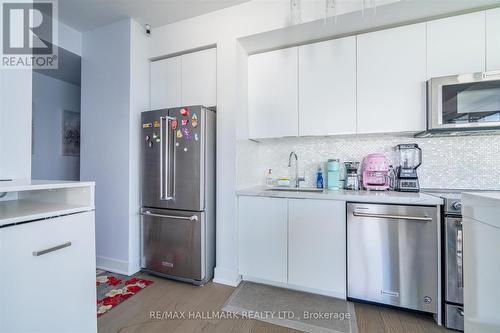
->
<box><xmin>344</xmin><ymin>162</ymin><xmax>360</xmax><ymax>191</ymax></box>
<box><xmin>394</xmin><ymin>144</ymin><xmax>422</xmax><ymax>192</ymax></box>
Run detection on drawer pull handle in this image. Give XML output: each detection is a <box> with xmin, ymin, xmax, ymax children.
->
<box><xmin>33</xmin><ymin>241</ymin><xmax>72</xmax><ymax>256</ymax></box>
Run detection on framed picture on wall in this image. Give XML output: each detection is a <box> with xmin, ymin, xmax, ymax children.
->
<box><xmin>62</xmin><ymin>110</ymin><xmax>80</xmax><ymax>156</ymax></box>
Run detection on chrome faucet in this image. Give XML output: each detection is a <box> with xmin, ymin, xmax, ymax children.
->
<box><xmin>288</xmin><ymin>151</ymin><xmax>305</xmax><ymax>188</ymax></box>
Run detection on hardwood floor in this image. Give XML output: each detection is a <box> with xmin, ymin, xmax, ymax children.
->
<box><xmin>98</xmin><ymin>274</ymin><xmax>453</xmax><ymax>333</ymax></box>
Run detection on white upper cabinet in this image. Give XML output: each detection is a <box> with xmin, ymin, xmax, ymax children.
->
<box><xmin>248</xmin><ymin>47</ymin><xmax>299</xmax><ymax>139</ymax></box>
<box><xmin>298</xmin><ymin>37</ymin><xmax>357</xmax><ymax>136</ymax></box>
<box><xmin>357</xmin><ymin>23</ymin><xmax>427</xmax><ymax>134</ymax></box>
<box><xmin>181</xmin><ymin>48</ymin><xmax>217</xmax><ymax>107</ymax></box>
<box><xmin>150</xmin><ymin>57</ymin><xmax>181</xmax><ymax>110</ymax></box>
<box><xmin>427</xmin><ymin>12</ymin><xmax>486</xmax><ymax>77</ymax></box>
<box><xmin>486</xmin><ymin>8</ymin><xmax>500</xmax><ymax>71</ymax></box>
<box><xmin>150</xmin><ymin>48</ymin><xmax>216</xmax><ymax>110</ymax></box>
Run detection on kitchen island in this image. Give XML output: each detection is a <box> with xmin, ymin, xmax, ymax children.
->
<box><xmin>0</xmin><ymin>180</ymin><xmax>96</xmax><ymax>333</ymax></box>
<box><xmin>463</xmin><ymin>192</ymin><xmax>500</xmax><ymax>333</ymax></box>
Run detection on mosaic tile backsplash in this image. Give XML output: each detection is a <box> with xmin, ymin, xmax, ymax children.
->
<box><xmin>237</xmin><ymin>134</ymin><xmax>500</xmax><ymax>190</ymax></box>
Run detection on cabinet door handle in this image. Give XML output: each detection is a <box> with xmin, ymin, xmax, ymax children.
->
<box><xmin>32</xmin><ymin>241</ymin><xmax>72</xmax><ymax>256</ymax></box>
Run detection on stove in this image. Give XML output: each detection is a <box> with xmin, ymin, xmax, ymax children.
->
<box><xmin>422</xmin><ymin>189</ymin><xmax>463</xmax><ymax>215</ymax></box>
<box><xmin>421</xmin><ymin>189</ymin><xmax>478</xmax><ymax>331</ymax></box>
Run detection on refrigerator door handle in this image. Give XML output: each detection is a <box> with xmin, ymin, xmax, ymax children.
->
<box><xmin>160</xmin><ymin>116</ymin><xmax>175</xmax><ymax>201</ymax></box>
<box><xmin>141</xmin><ymin>210</ymin><xmax>198</xmax><ymax>222</ymax></box>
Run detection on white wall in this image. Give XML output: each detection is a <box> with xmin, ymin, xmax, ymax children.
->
<box><xmin>58</xmin><ymin>21</ymin><xmax>82</xmax><ymax>56</ymax></box>
<box><xmin>128</xmin><ymin>20</ymin><xmax>150</xmax><ymax>273</ymax></box>
<box><xmin>0</xmin><ymin>19</ymin><xmax>82</xmax><ymax>181</ymax></box>
<box><xmin>31</xmin><ymin>72</ymin><xmax>81</xmax><ymax>181</ymax></box>
<box><xmin>81</xmin><ymin>18</ymin><xmax>149</xmax><ymax>275</ymax></box>
<box><xmin>0</xmin><ymin>70</ymin><xmax>32</xmax><ymax>180</ymax></box>
<box><xmin>81</xmin><ymin>19</ymin><xmax>132</xmax><ymax>274</ymax></box>
<box><xmin>148</xmin><ymin>0</ymin><xmax>386</xmax><ymax>286</ymax></box>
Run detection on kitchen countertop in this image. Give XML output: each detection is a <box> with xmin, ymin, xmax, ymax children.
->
<box><xmin>237</xmin><ymin>186</ymin><xmax>444</xmax><ymax>206</ymax></box>
<box><xmin>463</xmin><ymin>192</ymin><xmax>500</xmax><ymax>229</ymax></box>
<box><xmin>0</xmin><ymin>179</ymin><xmax>95</xmax><ymax>193</ymax></box>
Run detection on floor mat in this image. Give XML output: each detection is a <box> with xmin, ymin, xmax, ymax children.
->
<box><xmin>96</xmin><ymin>270</ymin><xmax>153</xmax><ymax>317</ymax></box>
<box><xmin>222</xmin><ymin>281</ymin><xmax>358</xmax><ymax>333</ymax></box>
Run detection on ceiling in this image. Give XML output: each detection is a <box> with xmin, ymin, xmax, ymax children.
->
<box><xmin>58</xmin><ymin>0</ymin><xmax>251</xmax><ymax>32</ymax></box>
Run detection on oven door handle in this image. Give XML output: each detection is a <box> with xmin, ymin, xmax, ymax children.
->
<box><xmin>353</xmin><ymin>211</ymin><xmax>432</xmax><ymax>222</ymax></box>
<box><xmin>456</xmin><ymin>219</ymin><xmax>464</xmax><ymax>288</ymax></box>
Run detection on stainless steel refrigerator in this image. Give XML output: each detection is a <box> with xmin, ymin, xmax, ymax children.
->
<box><xmin>140</xmin><ymin>106</ymin><xmax>216</xmax><ymax>285</ymax></box>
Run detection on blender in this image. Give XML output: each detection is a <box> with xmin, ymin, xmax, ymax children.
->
<box><xmin>394</xmin><ymin>144</ymin><xmax>422</xmax><ymax>192</ymax></box>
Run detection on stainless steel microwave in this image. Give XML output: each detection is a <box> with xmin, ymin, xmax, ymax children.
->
<box><xmin>418</xmin><ymin>71</ymin><xmax>500</xmax><ymax>137</ymax></box>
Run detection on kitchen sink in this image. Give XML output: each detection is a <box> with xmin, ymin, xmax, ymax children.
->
<box><xmin>266</xmin><ymin>187</ymin><xmax>324</xmax><ymax>193</ymax></box>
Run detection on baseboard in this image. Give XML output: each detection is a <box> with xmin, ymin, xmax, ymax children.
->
<box><xmin>213</xmin><ymin>267</ymin><xmax>241</xmax><ymax>287</ymax></box>
<box><xmin>96</xmin><ymin>256</ymin><xmax>133</xmax><ymax>276</ymax></box>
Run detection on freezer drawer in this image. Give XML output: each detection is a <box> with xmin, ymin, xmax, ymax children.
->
<box><xmin>347</xmin><ymin>203</ymin><xmax>438</xmax><ymax>314</ymax></box>
<box><xmin>141</xmin><ymin>208</ymin><xmax>204</xmax><ymax>281</ymax></box>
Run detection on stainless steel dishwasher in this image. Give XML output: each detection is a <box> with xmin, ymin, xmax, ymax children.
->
<box><xmin>347</xmin><ymin>203</ymin><xmax>439</xmax><ymax>314</ymax></box>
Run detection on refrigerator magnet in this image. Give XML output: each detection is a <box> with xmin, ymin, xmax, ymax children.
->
<box><xmin>182</xmin><ymin>127</ymin><xmax>192</xmax><ymax>140</ymax></box>
<box><xmin>180</xmin><ymin>108</ymin><xmax>189</xmax><ymax>116</ymax></box>
<box><xmin>194</xmin><ymin>133</ymin><xmax>199</xmax><ymax>141</ymax></box>
<box><xmin>142</xmin><ymin>122</ymin><xmax>152</xmax><ymax>129</ymax></box>
<box><xmin>176</xmin><ymin>129</ymin><xmax>183</xmax><ymax>138</ymax></box>
<box><xmin>153</xmin><ymin>120</ymin><xmax>160</xmax><ymax>128</ymax></box>
<box><xmin>191</xmin><ymin>114</ymin><xmax>198</xmax><ymax>128</ymax></box>
<box><xmin>171</xmin><ymin>119</ymin><xmax>178</xmax><ymax>130</ymax></box>
<box><xmin>182</xmin><ymin>119</ymin><xmax>189</xmax><ymax>126</ymax></box>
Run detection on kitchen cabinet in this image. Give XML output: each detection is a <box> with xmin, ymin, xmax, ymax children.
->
<box><xmin>298</xmin><ymin>37</ymin><xmax>357</xmax><ymax>136</ymax></box>
<box><xmin>150</xmin><ymin>56</ymin><xmax>181</xmax><ymax>110</ymax></box>
<box><xmin>357</xmin><ymin>23</ymin><xmax>427</xmax><ymax>134</ymax></box>
<box><xmin>248</xmin><ymin>47</ymin><xmax>299</xmax><ymax>139</ymax></box>
<box><xmin>0</xmin><ymin>211</ymin><xmax>96</xmax><ymax>333</ymax></box>
<box><xmin>427</xmin><ymin>12</ymin><xmax>486</xmax><ymax>77</ymax></box>
<box><xmin>181</xmin><ymin>48</ymin><xmax>217</xmax><ymax>107</ymax></box>
<box><xmin>288</xmin><ymin>199</ymin><xmax>346</xmax><ymax>297</ymax></box>
<box><xmin>150</xmin><ymin>48</ymin><xmax>216</xmax><ymax>110</ymax></box>
<box><xmin>486</xmin><ymin>8</ymin><xmax>500</xmax><ymax>71</ymax></box>
<box><xmin>238</xmin><ymin>196</ymin><xmax>287</xmax><ymax>283</ymax></box>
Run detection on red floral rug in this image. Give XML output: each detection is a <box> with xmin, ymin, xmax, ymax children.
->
<box><xmin>96</xmin><ymin>270</ymin><xmax>153</xmax><ymax>317</ymax></box>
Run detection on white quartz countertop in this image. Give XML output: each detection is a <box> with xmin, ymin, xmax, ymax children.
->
<box><xmin>463</xmin><ymin>192</ymin><xmax>500</xmax><ymax>229</ymax></box>
<box><xmin>0</xmin><ymin>179</ymin><xmax>95</xmax><ymax>193</ymax></box>
<box><xmin>237</xmin><ymin>186</ymin><xmax>443</xmax><ymax>206</ymax></box>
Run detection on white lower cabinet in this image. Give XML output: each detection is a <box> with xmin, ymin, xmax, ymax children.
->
<box><xmin>0</xmin><ymin>211</ymin><xmax>96</xmax><ymax>333</ymax></box>
<box><xmin>238</xmin><ymin>196</ymin><xmax>287</xmax><ymax>283</ymax></box>
<box><xmin>238</xmin><ymin>196</ymin><xmax>347</xmax><ymax>297</ymax></box>
<box><xmin>288</xmin><ymin>199</ymin><xmax>346</xmax><ymax>298</ymax></box>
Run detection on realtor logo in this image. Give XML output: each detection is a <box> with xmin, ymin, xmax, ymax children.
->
<box><xmin>1</xmin><ymin>0</ymin><xmax>58</xmax><ymax>69</ymax></box>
